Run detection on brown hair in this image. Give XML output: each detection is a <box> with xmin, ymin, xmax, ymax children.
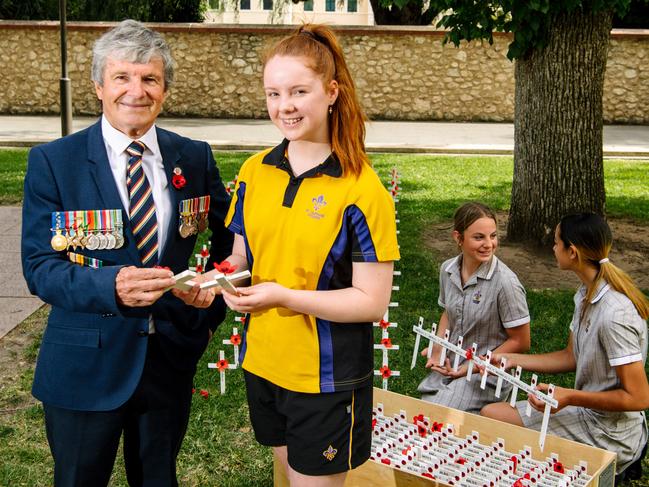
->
<box><xmin>559</xmin><ymin>213</ymin><xmax>649</xmax><ymax>320</ymax></box>
<box><xmin>262</xmin><ymin>24</ymin><xmax>369</xmax><ymax>177</ymax></box>
<box><xmin>453</xmin><ymin>202</ymin><xmax>498</xmax><ymax>238</ymax></box>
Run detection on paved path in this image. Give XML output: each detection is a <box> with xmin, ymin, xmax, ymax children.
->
<box><xmin>2</xmin><ymin>115</ymin><xmax>649</xmax><ymax>156</ymax></box>
<box><xmin>0</xmin><ymin>207</ymin><xmax>42</xmax><ymax>339</ymax></box>
<box><xmin>1</xmin><ymin>115</ymin><xmax>648</xmax><ymax>340</ymax></box>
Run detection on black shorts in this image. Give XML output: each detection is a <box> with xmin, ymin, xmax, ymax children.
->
<box><xmin>243</xmin><ymin>370</ymin><xmax>372</xmax><ymax>476</ymax></box>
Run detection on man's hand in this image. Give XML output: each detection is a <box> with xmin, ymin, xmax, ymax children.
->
<box><xmin>115</xmin><ymin>266</ymin><xmax>175</xmax><ymax>307</ymax></box>
<box><xmin>171</xmin><ymin>283</ymin><xmax>216</xmax><ymax>308</ymax></box>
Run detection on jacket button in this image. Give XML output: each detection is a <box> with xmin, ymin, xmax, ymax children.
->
<box><xmin>137</xmin><ymin>330</ymin><xmax>148</xmax><ymax>337</ymax></box>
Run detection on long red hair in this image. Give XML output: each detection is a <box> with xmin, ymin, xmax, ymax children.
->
<box><xmin>262</xmin><ymin>24</ymin><xmax>369</xmax><ymax>177</ymax></box>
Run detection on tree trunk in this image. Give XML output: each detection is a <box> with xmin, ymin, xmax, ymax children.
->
<box><xmin>507</xmin><ymin>9</ymin><xmax>612</xmax><ymax>246</ymax></box>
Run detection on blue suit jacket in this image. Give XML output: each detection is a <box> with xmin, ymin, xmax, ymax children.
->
<box><xmin>22</xmin><ymin>120</ymin><xmax>233</xmax><ymax>411</ymax></box>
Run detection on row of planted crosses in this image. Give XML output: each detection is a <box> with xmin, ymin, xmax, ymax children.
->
<box><xmin>374</xmin><ymin>168</ymin><xmax>402</xmax><ymax>389</ymax></box>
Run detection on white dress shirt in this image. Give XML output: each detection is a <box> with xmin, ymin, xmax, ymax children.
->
<box><xmin>101</xmin><ymin>115</ymin><xmax>172</xmax><ymax>258</ymax></box>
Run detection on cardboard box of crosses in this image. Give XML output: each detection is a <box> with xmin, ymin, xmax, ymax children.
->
<box><xmin>273</xmin><ymin>388</ymin><xmax>616</xmax><ymax>487</ymax></box>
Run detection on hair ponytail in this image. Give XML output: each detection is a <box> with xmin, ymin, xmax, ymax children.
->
<box><xmin>262</xmin><ymin>24</ymin><xmax>369</xmax><ymax>177</ymax></box>
<box><xmin>560</xmin><ymin>213</ymin><xmax>649</xmax><ymax>320</ymax></box>
<box><xmin>599</xmin><ymin>261</ymin><xmax>649</xmax><ymax>319</ymax></box>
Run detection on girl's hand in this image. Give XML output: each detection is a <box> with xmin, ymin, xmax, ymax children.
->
<box><xmin>422</xmin><ymin>346</ymin><xmax>442</xmax><ymax>369</ymax></box>
<box><xmin>429</xmin><ymin>358</ymin><xmax>473</xmax><ymax>379</ymax></box>
<box><xmin>491</xmin><ymin>352</ymin><xmax>516</xmax><ymax>370</ymax></box>
<box><xmin>221</xmin><ymin>282</ymin><xmax>287</xmax><ymax>313</ymax></box>
<box><xmin>171</xmin><ymin>284</ymin><xmax>215</xmax><ymax>308</ymax></box>
<box><xmin>527</xmin><ymin>383</ymin><xmax>570</xmax><ymax>414</ymax></box>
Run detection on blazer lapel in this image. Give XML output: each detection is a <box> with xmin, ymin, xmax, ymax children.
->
<box><xmin>156</xmin><ymin>127</ymin><xmax>182</xmax><ymax>263</ymax></box>
<box><xmin>86</xmin><ymin>120</ymin><xmax>142</xmax><ymax>265</ymax></box>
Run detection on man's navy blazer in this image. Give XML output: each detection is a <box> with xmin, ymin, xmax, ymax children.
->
<box><xmin>21</xmin><ymin>120</ymin><xmax>233</xmax><ymax>412</ymax></box>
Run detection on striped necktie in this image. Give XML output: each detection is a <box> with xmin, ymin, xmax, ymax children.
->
<box><xmin>126</xmin><ymin>141</ymin><xmax>158</xmax><ymax>266</ymax></box>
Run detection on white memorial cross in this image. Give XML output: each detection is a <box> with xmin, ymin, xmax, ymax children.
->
<box><xmin>222</xmin><ymin>326</ymin><xmax>241</xmax><ymax>367</ymax></box>
<box><xmin>374</xmin><ymin>310</ymin><xmax>400</xmax><ymax>390</ymax></box>
<box><xmin>190</xmin><ymin>270</ymin><xmax>251</xmax><ymax>294</ymax></box>
<box><xmin>207</xmin><ymin>350</ymin><xmax>237</xmax><ymax>395</ymax></box>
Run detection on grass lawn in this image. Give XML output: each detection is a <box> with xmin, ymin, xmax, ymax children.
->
<box><xmin>0</xmin><ymin>150</ymin><xmax>647</xmax><ymax>486</ymax></box>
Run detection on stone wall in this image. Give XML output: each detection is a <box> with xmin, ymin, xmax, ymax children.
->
<box><xmin>0</xmin><ymin>21</ymin><xmax>647</xmax><ymax>123</ymax></box>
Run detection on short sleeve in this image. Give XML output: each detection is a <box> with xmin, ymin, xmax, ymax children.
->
<box><xmin>497</xmin><ymin>276</ymin><xmax>530</xmax><ymax>328</ymax></box>
<box><xmin>600</xmin><ymin>310</ymin><xmax>644</xmax><ymax>367</ymax></box>
<box><xmin>349</xmin><ymin>170</ymin><xmax>400</xmax><ymax>263</ymax></box>
<box><xmin>224</xmin><ymin>156</ymin><xmax>253</xmax><ymax>235</ymax></box>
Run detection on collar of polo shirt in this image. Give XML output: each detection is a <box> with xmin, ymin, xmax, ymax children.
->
<box><xmin>262</xmin><ymin>138</ymin><xmax>343</xmax><ymax>208</ymax></box>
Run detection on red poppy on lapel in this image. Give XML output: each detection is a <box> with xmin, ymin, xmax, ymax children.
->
<box><xmin>171</xmin><ymin>167</ymin><xmax>186</xmax><ymax>189</ymax></box>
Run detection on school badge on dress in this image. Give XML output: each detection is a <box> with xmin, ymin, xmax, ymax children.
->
<box><xmin>178</xmin><ymin>195</ymin><xmax>210</xmax><ymax>238</ymax></box>
<box><xmin>50</xmin><ymin>210</ymin><xmax>124</xmax><ymax>251</ymax></box>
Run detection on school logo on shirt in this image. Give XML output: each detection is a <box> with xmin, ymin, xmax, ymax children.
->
<box><xmin>322</xmin><ymin>444</ymin><xmax>338</xmax><ymax>461</ymax></box>
<box><xmin>307</xmin><ymin>194</ymin><xmax>327</xmax><ymax>220</ymax></box>
<box><xmin>472</xmin><ymin>290</ymin><xmax>482</xmax><ymax>304</ymax></box>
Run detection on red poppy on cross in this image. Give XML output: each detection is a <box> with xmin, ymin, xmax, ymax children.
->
<box><xmin>213</xmin><ymin>260</ymin><xmax>237</xmax><ymax>274</ymax></box>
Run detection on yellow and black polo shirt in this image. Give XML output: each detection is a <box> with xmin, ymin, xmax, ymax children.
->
<box><xmin>225</xmin><ymin>139</ymin><xmax>400</xmax><ymax>393</ymax></box>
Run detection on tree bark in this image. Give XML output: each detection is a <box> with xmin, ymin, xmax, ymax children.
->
<box><xmin>507</xmin><ymin>9</ymin><xmax>612</xmax><ymax>246</ymax></box>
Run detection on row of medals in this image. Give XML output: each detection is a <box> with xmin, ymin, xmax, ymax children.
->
<box><xmin>51</xmin><ymin>226</ymin><xmax>125</xmax><ymax>252</ymax></box>
<box><xmin>179</xmin><ymin>212</ymin><xmax>208</xmax><ymax>238</ymax></box>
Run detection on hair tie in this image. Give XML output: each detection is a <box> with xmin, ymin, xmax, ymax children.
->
<box><xmin>299</xmin><ymin>29</ymin><xmax>321</xmax><ymax>43</ymax></box>
<box><xmin>599</xmin><ymin>258</ymin><xmax>609</xmax><ymax>264</ymax></box>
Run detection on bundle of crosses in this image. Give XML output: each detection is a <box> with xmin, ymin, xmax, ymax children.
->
<box><xmin>370</xmin><ymin>403</ymin><xmax>592</xmax><ymax>486</ymax></box>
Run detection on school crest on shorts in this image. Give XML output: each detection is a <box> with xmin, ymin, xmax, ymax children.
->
<box><xmin>322</xmin><ymin>444</ymin><xmax>338</xmax><ymax>461</ymax></box>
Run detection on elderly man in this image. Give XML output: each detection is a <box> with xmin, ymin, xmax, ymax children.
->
<box><xmin>21</xmin><ymin>20</ymin><xmax>233</xmax><ymax>486</ymax></box>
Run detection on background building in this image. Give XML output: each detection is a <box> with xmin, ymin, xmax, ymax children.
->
<box><xmin>204</xmin><ymin>0</ymin><xmax>374</xmax><ymax>25</ymax></box>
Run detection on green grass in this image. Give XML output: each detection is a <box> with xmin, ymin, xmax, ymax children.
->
<box><xmin>0</xmin><ymin>149</ymin><xmax>28</xmax><ymax>205</ymax></box>
<box><xmin>0</xmin><ymin>150</ymin><xmax>647</xmax><ymax>485</ymax></box>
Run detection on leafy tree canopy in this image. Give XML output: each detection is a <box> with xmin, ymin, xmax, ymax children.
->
<box><xmin>0</xmin><ymin>0</ymin><xmax>205</xmax><ymax>22</ymax></box>
<box><xmin>613</xmin><ymin>0</ymin><xmax>649</xmax><ymax>27</ymax></box>
<box><xmin>425</xmin><ymin>0</ymin><xmax>640</xmax><ymax>59</ymax></box>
